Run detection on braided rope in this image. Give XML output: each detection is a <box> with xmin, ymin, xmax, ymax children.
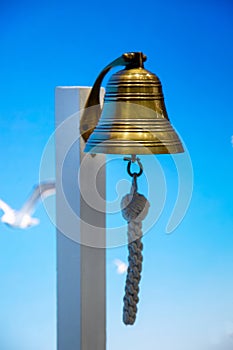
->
<box><xmin>121</xmin><ymin>175</ymin><xmax>150</xmax><ymax>325</ymax></box>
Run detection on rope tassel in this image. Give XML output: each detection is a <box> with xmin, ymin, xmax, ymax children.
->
<box><xmin>121</xmin><ymin>174</ymin><xmax>150</xmax><ymax>325</ymax></box>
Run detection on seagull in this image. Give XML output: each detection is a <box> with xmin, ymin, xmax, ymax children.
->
<box><xmin>0</xmin><ymin>182</ymin><xmax>55</xmax><ymax>229</ymax></box>
<box><xmin>114</xmin><ymin>259</ymin><xmax>128</xmax><ymax>274</ymax></box>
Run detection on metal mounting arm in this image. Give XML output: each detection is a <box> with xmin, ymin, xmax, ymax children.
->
<box><xmin>80</xmin><ymin>52</ymin><xmax>147</xmax><ymax>142</ymax></box>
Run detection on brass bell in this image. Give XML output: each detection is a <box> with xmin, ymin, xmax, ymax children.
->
<box><xmin>81</xmin><ymin>52</ymin><xmax>184</xmax><ymax>155</ymax></box>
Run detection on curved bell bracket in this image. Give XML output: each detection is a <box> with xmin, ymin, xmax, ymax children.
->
<box><xmin>80</xmin><ymin>52</ymin><xmax>147</xmax><ymax>143</ymax></box>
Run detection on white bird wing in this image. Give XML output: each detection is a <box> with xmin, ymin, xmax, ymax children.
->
<box><xmin>20</xmin><ymin>181</ymin><xmax>56</xmax><ymax>215</ymax></box>
<box><xmin>0</xmin><ymin>199</ymin><xmax>13</xmax><ymax>214</ymax></box>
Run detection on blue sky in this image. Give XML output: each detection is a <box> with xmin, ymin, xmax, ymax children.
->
<box><xmin>0</xmin><ymin>0</ymin><xmax>233</xmax><ymax>349</ymax></box>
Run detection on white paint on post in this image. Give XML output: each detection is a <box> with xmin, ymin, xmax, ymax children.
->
<box><xmin>55</xmin><ymin>87</ymin><xmax>106</xmax><ymax>350</ymax></box>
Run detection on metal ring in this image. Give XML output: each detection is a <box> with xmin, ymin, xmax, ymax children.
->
<box><xmin>127</xmin><ymin>160</ymin><xmax>143</xmax><ymax>177</ymax></box>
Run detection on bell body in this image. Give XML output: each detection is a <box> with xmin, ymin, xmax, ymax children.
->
<box><xmin>84</xmin><ymin>56</ymin><xmax>184</xmax><ymax>155</ymax></box>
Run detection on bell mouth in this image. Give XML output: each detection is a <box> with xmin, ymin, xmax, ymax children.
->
<box><xmin>84</xmin><ymin>128</ymin><xmax>184</xmax><ymax>155</ymax></box>
<box><xmin>83</xmin><ymin>102</ymin><xmax>184</xmax><ymax>155</ymax></box>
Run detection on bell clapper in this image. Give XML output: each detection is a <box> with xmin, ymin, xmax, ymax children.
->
<box><xmin>123</xmin><ymin>155</ymin><xmax>143</xmax><ymax>178</ymax></box>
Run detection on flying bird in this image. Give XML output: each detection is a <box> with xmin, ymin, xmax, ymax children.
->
<box><xmin>114</xmin><ymin>259</ymin><xmax>128</xmax><ymax>274</ymax></box>
<box><xmin>0</xmin><ymin>182</ymin><xmax>55</xmax><ymax>229</ymax></box>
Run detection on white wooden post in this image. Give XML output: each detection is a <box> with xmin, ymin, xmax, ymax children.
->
<box><xmin>55</xmin><ymin>87</ymin><xmax>106</xmax><ymax>350</ymax></box>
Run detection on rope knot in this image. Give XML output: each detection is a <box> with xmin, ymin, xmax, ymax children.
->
<box><xmin>121</xmin><ymin>175</ymin><xmax>150</xmax><ymax>225</ymax></box>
